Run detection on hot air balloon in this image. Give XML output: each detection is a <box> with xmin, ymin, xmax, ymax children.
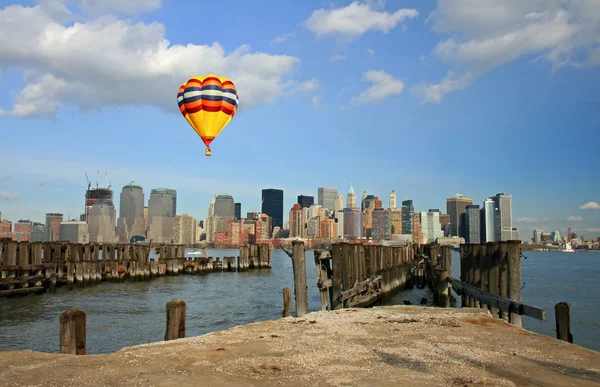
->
<box><xmin>177</xmin><ymin>74</ymin><xmax>239</xmax><ymax>156</ymax></box>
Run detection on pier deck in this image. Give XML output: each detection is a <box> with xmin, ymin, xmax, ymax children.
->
<box><xmin>1</xmin><ymin>306</ymin><xmax>599</xmax><ymax>387</ymax></box>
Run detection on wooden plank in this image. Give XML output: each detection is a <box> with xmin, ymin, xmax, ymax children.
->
<box><xmin>0</xmin><ymin>286</ymin><xmax>45</xmax><ymax>297</ymax></box>
<box><xmin>341</xmin><ymin>276</ymin><xmax>382</xmax><ymax>301</ymax></box>
<box><xmin>0</xmin><ymin>264</ymin><xmax>56</xmax><ymax>271</ymax></box>
<box><xmin>291</xmin><ymin>241</ymin><xmax>308</xmax><ymax>317</ymax></box>
<box><xmin>331</xmin><ymin>244</ymin><xmax>343</xmax><ymax>310</ymax></box>
<box><xmin>448</xmin><ymin>277</ymin><xmax>546</xmax><ymax>321</ymax></box>
<box><xmin>282</xmin><ymin>288</ymin><xmax>292</xmax><ymax>317</ymax></box>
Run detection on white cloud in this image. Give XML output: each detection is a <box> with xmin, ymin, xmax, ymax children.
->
<box><xmin>580</xmin><ymin>201</ymin><xmax>600</xmax><ymax>210</ymax></box>
<box><xmin>350</xmin><ymin>70</ymin><xmax>404</xmax><ymax>105</ymax></box>
<box><xmin>74</xmin><ymin>0</ymin><xmax>162</xmax><ymax>15</ymax></box>
<box><xmin>270</xmin><ymin>32</ymin><xmax>293</xmax><ymax>45</ymax></box>
<box><xmin>0</xmin><ymin>3</ymin><xmax>316</xmax><ymax>118</ymax></box>
<box><xmin>585</xmin><ymin>228</ymin><xmax>600</xmax><ymax>233</ymax></box>
<box><xmin>312</xmin><ymin>95</ymin><xmax>321</xmax><ymax>109</ymax></box>
<box><xmin>515</xmin><ymin>217</ymin><xmax>551</xmax><ymax>223</ymax></box>
<box><xmin>0</xmin><ymin>191</ymin><xmax>20</xmax><ymax>201</ymax></box>
<box><xmin>39</xmin><ymin>179</ymin><xmax>55</xmax><ymax>186</ymax></box>
<box><xmin>567</xmin><ymin>215</ymin><xmax>584</xmax><ymax>221</ymax></box>
<box><xmin>367</xmin><ymin>48</ymin><xmax>376</xmax><ymax>56</ymax></box>
<box><xmin>304</xmin><ymin>1</ymin><xmax>418</xmax><ymax>38</ymax></box>
<box><xmin>414</xmin><ymin>0</ymin><xmax>600</xmax><ymax>103</ymax></box>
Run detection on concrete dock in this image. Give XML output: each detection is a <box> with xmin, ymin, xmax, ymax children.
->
<box><xmin>1</xmin><ymin>306</ymin><xmax>599</xmax><ymax>386</ymax></box>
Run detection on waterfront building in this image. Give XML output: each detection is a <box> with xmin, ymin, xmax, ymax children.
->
<box><xmin>346</xmin><ymin>184</ymin><xmax>357</xmax><ymax>209</ymax></box>
<box><xmin>289</xmin><ymin>204</ymin><xmax>304</xmax><ymax>238</ymax></box>
<box><xmin>490</xmin><ymin>193</ymin><xmax>516</xmax><ymax>241</ymax></box>
<box><xmin>297</xmin><ymin>195</ymin><xmax>314</xmax><ymax>208</ymax></box>
<box><xmin>533</xmin><ymin>229</ymin><xmax>544</xmax><ymax>244</ymax></box>
<box><xmin>335</xmin><ymin>194</ymin><xmax>344</xmax><ymax>213</ymax></box>
<box><xmin>147</xmin><ymin>188</ymin><xmax>176</xmax><ymax>243</ymax></box>
<box><xmin>389</xmin><ymin>191</ymin><xmax>397</xmax><ymax>209</ymax></box>
<box><xmin>318</xmin><ymin>187</ymin><xmax>337</xmax><ymax>212</ymax></box>
<box><xmin>319</xmin><ymin>218</ymin><xmax>337</xmax><ymax>239</ymax></box>
<box><xmin>401</xmin><ymin>200</ymin><xmax>414</xmax><ymax>236</ymax></box>
<box><xmin>234</xmin><ymin>203</ymin><xmax>241</xmax><ymax>220</ymax></box>
<box><xmin>117</xmin><ymin>182</ymin><xmax>145</xmax><ymax>243</ymax></box>
<box><xmin>464</xmin><ymin>205</ymin><xmax>481</xmax><ymax>244</ymax></box>
<box><xmin>87</xmin><ymin>201</ymin><xmax>117</xmax><ymax>243</ymax></box>
<box><xmin>372</xmin><ymin>208</ymin><xmax>391</xmax><ymax>240</ymax></box>
<box><xmin>343</xmin><ymin>208</ymin><xmax>362</xmax><ymax>239</ymax></box>
<box><xmin>307</xmin><ymin>218</ymin><xmax>320</xmax><ymax>238</ymax></box>
<box><xmin>335</xmin><ymin>210</ymin><xmax>345</xmax><ymax>238</ymax></box>
<box><xmin>30</xmin><ymin>222</ymin><xmax>46</xmax><ymax>242</ymax></box>
<box><xmin>446</xmin><ymin>194</ymin><xmax>473</xmax><ymax>237</ymax></box>
<box><xmin>14</xmin><ymin>220</ymin><xmax>32</xmax><ymax>242</ymax></box>
<box><xmin>480</xmin><ymin>198</ymin><xmax>497</xmax><ymax>242</ymax></box>
<box><xmin>420</xmin><ymin>210</ymin><xmax>444</xmax><ymax>243</ymax></box>
<box><xmin>390</xmin><ymin>208</ymin><xmax>402</xmax><ymax>235</ymax></box>
<box><xmin>552</xmin><ymin>230</ymin><xmax>561</xmax><ymax>242</ymax></box>
<box><xmin>262</xmin><ymin>189</ymin><xmax>284</xmax><ymax>230</ymax></box>
<box><xmin>214</xmin><ymin>194</ymin><xmax>235</xmax><ymax>219</ymax></box>
<box><xmin>45</xmin><ymin>213</ymin><xmax>63</xmax><ymax>242</ymax></box>
<box><xmin>59</xmin><ymin>221</ymin><xmax>89</xmax><ymax>243</ymax></box>
<box><xmin>439</xmin><ymin>214</ymin><xmax>450</xmax><ymax>234</ymax></box>
<box><xmin>174</xmin><ymin>214</ymin><xmax>196</xmax><ymax>245</ymax></box>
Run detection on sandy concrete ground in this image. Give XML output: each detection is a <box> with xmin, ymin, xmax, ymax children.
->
<box><xmin>1</xmin><ymin>306</ymin><xmax>599</xmax><ymax>387</ymax></box>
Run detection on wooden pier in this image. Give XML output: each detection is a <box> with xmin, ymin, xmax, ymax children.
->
<box><xmin>0</xmin><ymin>241</ymin><xmax>273</xmax><ymax>298</ymax></box>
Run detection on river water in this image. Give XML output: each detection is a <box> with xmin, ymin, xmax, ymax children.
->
<box><xmin>0</xmin><ymin>249</ymin><xmax>598</xmax><ymax>354</ymax></box>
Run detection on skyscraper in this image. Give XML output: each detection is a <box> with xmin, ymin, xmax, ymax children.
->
<box><xmin>297</xmin><ymin>195</ymin><xmax>314</xmax><ymax>208</ymax></box>
<box><xmin>318</xmin><ymin>187</ymin><xmax>337</xmax><ymax>212</ymax></box>
<box><xmin>420</xmin><ymin>210</ymin><xmax>444</xmax><ymax>243</ymax></box>
<box><xmin>335</xmin><ymin>194</ymin><xmax>344</xmax><ymax>213</ymax></box>
<box><xmin>389</xmin><ymin>191</ymin><xmax>397</xmax><ymax>209</ymax></box>
<box><xmin>214</xmin><ymin>194</ymin><xmax>235</xmax><ymax>218</ymax></box>
<box><xmin>464</xmin><ymin>205</ymin><xmax>481</xmax><ymax>244</ymax></box>
<box><xmin>446</xmin><ymin>194</ymin><xmax>473</xmax><ymax>237</ymax></box>
<box><xmin>117</xmin><ymin>181</ymin><xmax>145</xmax><ymax>243</ymax></box>
<box><xmin>45</xmin><ymin>213</ymin><xmax>63</xmax><ymax>242</ymax></box>
<box><xmin>147</xmin><ymin>188</ymin><xmax>176</xmax><ymax>243</ymax></box>
<box><xmin>401</xmin><ymin>200</ymin><xmax>414</xmax><ymax>235</ymax></box>
<box><xmin>490</xmin><ymin>193</ymin><xmax>516</xmax><ymax>241</ymax></box>
<box><xmin>234</xmin><ymin>203</ymin><xmax>241</xmax><ymax>220</ymax></box>
<box><xmin>480</xmin><ymin>198</ymin><xmax>497</xmax><ymax>242</ymax></box>
<box><xmin>262</xmin><ymin>189</ymin><xmax>284</xmax><ymax>229</ymax></box>
<box><xmin>343</xmin><ymin>208</ymin><xmax>362</xmax><ymax>239</ymax></box>
<box><xmin>372</xmin><ymin>208</ymin><xmax>391</xmax><ymax>240</ymax></box>
<box><xmin>346</xmin><ymin>183</ymin><xmax>357</xmax><ymax>209</ymax></box>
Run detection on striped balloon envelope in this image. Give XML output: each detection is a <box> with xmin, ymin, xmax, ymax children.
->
<box><xmin>177</xmin><ymin>74</ymin><xmax>239</xmax><ymax>156</ymax></box>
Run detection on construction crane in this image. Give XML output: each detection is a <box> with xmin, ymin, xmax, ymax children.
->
<box><xmin>96</xmin><ymin>170</ymin><xmax>99</xmax><ymax>189</ymax></box>
<box><xmin>105</xmin><ymin>172</ymin><xmax>111</xmax><ymax>189</ymax></box>
<box><xmin>85</xmin><ymin>172</ymin><xmax>91</xmax><ymax>191</ymax></box>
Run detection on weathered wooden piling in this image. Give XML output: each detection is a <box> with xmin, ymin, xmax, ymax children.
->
<box><xmin>282</xmin><ymin>287</ymin><xmax>292</xmax><ymax>317</ymax></box>
<box><xmin>555</xmin><ymin>302</ymin><xmax>573</xmax><ymax>343</ymax></box>
<box><xmin>291</xmin><ymin>241</ymin><xmax>308</xmax><ymax>317</ymax></box>
<box><xmin>165</xmin><ymin>299</ymin><xmax>186</xmax><ymax>341</ymax></box>
<box><xmin>60</xmin><ymin>309</ymin><xmax>86</xmax><ymax>355</ymax></box>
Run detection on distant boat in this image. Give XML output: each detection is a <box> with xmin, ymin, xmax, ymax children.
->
<box><xmin>562</xmin><ymin>242</ymin><xmax>575</xmax><ymax>253</ymax></box>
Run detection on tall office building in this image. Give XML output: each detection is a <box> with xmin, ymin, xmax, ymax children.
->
<box><xmin>480</xmin><ymin>198</ymin><xmax>497</xmax><ymax>242</ymax></box>
<box><xmin>45</xmin><ymin>213</ymin><xmax>63</xmax><ymax>242</ymax></box>
<box><xmin>234</xmin><ymin>203</ymin><xmax>241</xmax><ymax>220</ymax></box>
<box><xmin>446</xmin><ymin>194</ymin><xmax>473</xmax><ymax>237</ymax></box>
<box><xmin>490</xmin><ymin>193</ymin><xmax>516</xmax><ymax>241</ymax></box>
<box><xmin>289</xmin><ymin>204</ymin><xmax>304</xmax><ymax>238</ymax></box>
<box><xmin>214</xmin><ymin>194</ymin><xmax>235</xmax><ymax>219</ymax></box>
<box><xmin>346</xmin><ymin>183</ymin><xmax>357</xmax><ymax>209</ymax></box>
<box><xmin>390</xmin><ymin>208</ymin><xmax>402</xmax><ymax>235</ymax></box>
<box><xmin>262</xmin><ymin>189</ymin><xmax>284</xmax><ymax>229</ymax></box>
<box><xmin>297</xmin><ymin>195</ymin><xmax>314</xmax><ymax>208</ymax></box>
<box><xmin>147</xmin><ymin>188</ymin><xmax>176</xmax><ymax>243</ymax></box>
<box><xmin>372</xmin><ymin>208</ymin><xmax>391</xmax><ymax>240</ymax></box>
<box><xmin>420</xmin><ymin>210</ymin><xmax>444</xmax><ymax>243</ymax></box>
<box><xmin>318</xmin><ymin>187</ymin><xmax>337</xmax><ymax>212</ymax></box>
<box><xmin>389</xmin><ymin>191</ymin><xmax>397</xmax><ymax>209</ymax></box>
<box><xmin>533</xmin><ymin>229</ymin><xmax>544</xmax><ymax>244</ymax></box>
<box><xmin>464</xmin><ymin>205</ymin><xmax>481</xmax><ymax>244</ymax></box>
<box><xmin>174</xmin><ymin>214</ymin><xmax>196</xmax><ymax>245</ymax></box>
<box><xmin>117</xmin><ymin>181</ymin><xmax>145</xmax><ymax>243</ymax></box>
<box><xmin>59</xmin><ymin>221</ymin><xmax>89</xmax><ymax>243</ymax></box>
<box><xmin>88</xmin><ymin>201</ymin><xmax>117</xmax><ymax>242</ymax></box>
<box><xmin>401</xmin><ymin>200</ymin><xmax>414</xmax><ymax>236</ymax></box>
<box><xmin>335</xmin><ymin>194</ymin><xmax>344</xmax><ymax>213</ymax></box>
<box><xmin>343</xmin><ymin>208</ymin><xmax>362</xmax><ymax>239</ymax></box>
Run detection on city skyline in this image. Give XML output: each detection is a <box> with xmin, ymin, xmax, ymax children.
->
<box><xmin>0</xmin><ymin>1</ymin><xmax>599</xmax><ymax>238</ymax></box>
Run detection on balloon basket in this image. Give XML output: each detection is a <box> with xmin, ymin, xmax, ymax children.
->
<box><xmin>205</xmin><ymin>147</ymin><xmax>212</xmax><ymax>157</ymax></box>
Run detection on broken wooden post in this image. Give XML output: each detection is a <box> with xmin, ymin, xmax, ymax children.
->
<box><xmin>291</xmin><ymin>240</ymin><xmax>308</xmax><ymax>317</ymax></box>
<box><xmin>165</xmin><ymin>299</ymin><xmax>186</xmax><ymax>341</ymax></box>
<box><xmin>60</xmin><ymin>309</ymin><xmax>86</xmax><ymax>355</ymax></box>
<box><xmin>507</xmin><ymin>241</ymin><xmax>522</xmax><ymax>328</ymax></box>
<box><xmin>555</xmin><ymin>302</ymin><xmax>573</xmax><ymax>343</ymax></box>
<box><xmin>282</xmin><ymin>287</ymin><xmax>292</xmax><ymax>317</ymax></box>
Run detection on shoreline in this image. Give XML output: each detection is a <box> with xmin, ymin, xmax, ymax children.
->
<box><xmin>1</xmin><ymin>306</ymin><xmax>599</xmax><ymax>386</ymax></box>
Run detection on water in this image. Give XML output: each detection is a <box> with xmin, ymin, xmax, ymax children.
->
<box><xmin>0</xmin><ymin>249</ymin><xmax>598</xmax><ymax>354</ymax></box>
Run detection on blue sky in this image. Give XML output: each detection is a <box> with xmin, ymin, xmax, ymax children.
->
<box><xmin>0</xmin><ymin>0</ymin><xmax>599</xmax><ymax>239</ymax></box>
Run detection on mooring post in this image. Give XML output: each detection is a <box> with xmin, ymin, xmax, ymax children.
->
<box><xmin>507</xmin><ymin>241</ymin><xmax>522</xmax><ymax>327</ymax></box>
<box><xmin>165</xmin><ymin>299</ymin><xmax>186</xmax><ymax>341</ymax></box>
<box><xmin>291</xmin><ymin>240</ymin><xmax>308</xmax><ymax>317</ymax></box>
<box><xmin>439</xmin><ymin>245</ymin><xmax>452</xmax><ymax>307</ymax></box>
<box><xmin>282</xmin><ymin>287</ymin><xmax>292</xmax><ymax>317</ymax></box>
<box><xmin>60</xmin><ymin>309</ymin><xmax>86</xmax><ymax>355</ymax></box>
<box><xmin>555</xmin><ymin>302</ymin><xmax>573</xmax><ymax>343</ymax></box>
